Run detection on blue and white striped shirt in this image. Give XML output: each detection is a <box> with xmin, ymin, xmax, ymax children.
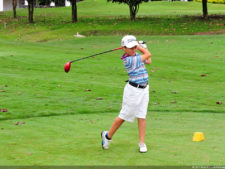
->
<box><xmin>122</xmin><ymin>53</ymin><xmax>148</xmax><ymax>85</ymax></box>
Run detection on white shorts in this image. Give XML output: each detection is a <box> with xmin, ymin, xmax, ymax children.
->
<box><xmin>119</xmin><ymin>83</ymin><xmax>149</xmax><ymax>122</ymax></box>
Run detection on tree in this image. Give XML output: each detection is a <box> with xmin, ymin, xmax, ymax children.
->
<box><xmin>202</xmin><ymin>0</ymin><xmax>208</xmax><ymax>19</ymax></box>
<box><xmin>70</xmin><ymin>0</ymin><xmax>78</xmax><ymax>23</ymax></box>
<box><xmin>12</xmin><ymin>0</ymin><xmax>17</xmax><ymax>18</ymax></box>
<box><xmin>27</xmin><ymin>0</ymin><xmax>34</xmax><ymax>23</ymax></box>
<box><xmin>107</xmin><ymin>0</ymin><xmax>148</xmax><ymax>21</ymax></box>
<box><xmin>36</xmin><ymin>0</ymin><xmax>39</xmax><ymax>7</ymax></box>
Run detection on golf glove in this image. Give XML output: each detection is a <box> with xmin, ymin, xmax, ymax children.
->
<box><xmin>138</xmin><ymin>41</ymin><xmax>147</xmax><ymax>49</ymax></box>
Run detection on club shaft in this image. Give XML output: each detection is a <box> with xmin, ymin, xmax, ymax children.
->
<box><xmin>71</xmin><ymin>47</ymin><xmax>122</xmax><ymax>63</ymax></box>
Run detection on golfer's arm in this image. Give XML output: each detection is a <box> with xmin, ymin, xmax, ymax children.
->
<box><xmin>137</xmin><ymin>46</ymin><xmax>151</xmax><ymax>62</ymax></box>
<box><xmin>145</xmin><ymin>57</ymin><xmax>152</xmax><ymax>64</ymax></box>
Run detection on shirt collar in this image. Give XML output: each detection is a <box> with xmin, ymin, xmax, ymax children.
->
<box><xmin>121</xmin><ymin>54</ymin><xmax>127</xmax><ymax>60</ymax></box>
<box><xmin>121</xmin><ymin>53</ymin><xmax>137</xmax><ymax>60</ymax></box>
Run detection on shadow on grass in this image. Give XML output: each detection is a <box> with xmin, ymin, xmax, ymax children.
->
<box><xmin>1</xmin><ymin>14</ymin><xmax>225</xmax><ymax>38</ymax></box>
<box><xmin>0</xmin><ymin>108</ymin><xmax>116</xmax><ymax>121</ymax></box>
<box><xmin>150</xmin><ymin>109</ymin><xmax>225</xmax><ymax>114</ymax></box>
<box><xmin>0</xmin><ymin>108</ymin><xmax>224</xmax><ymax>121</ymax></box>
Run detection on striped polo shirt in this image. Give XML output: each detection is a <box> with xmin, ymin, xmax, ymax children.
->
<box><xmin>121</xmin><ymin>53</ymin><xmax>148</xmax><ymax>85</ymax></box>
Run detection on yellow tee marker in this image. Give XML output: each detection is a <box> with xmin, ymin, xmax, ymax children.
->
<box><xmin>193</xmin><ymin>132</ymin><xmax>205</xmax><ymax>142</ymax></box>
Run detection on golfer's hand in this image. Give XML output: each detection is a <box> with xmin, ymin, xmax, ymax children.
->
<box><xmin>138</xmin><ymin>41</ymin><xmax>147</xmax><ymax>49</ymax></box>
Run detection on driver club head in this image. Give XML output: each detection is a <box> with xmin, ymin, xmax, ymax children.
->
<box><xmin>64</xmin><ymin>61</ymin><xmax>71</xmax><ymax>73</ymax></box>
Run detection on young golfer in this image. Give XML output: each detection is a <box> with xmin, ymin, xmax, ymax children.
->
<box><xmin>101</xmin><ymin>35</ymin><xmax>152</xmax><ymax>153</ymax></box>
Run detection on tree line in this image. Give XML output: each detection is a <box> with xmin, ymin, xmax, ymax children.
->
<box><xmin>11</xmin><ymin>0</ymin><xmax>77</xmax><ymax>23</ymax></box>
<box><xmin>11</xmin><ymin>0</ymin><xmax>210</xmax><ymax>23</ymax></box>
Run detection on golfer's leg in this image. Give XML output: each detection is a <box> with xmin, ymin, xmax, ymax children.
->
<box><xmin>138</xmin><ymin>118</ymin><xmax>146</xmax><ymax>143</ymax></box>
<box><xmin>108</xmin><ymin>117</ymin><xmax>124</xmax><ymax>138</ymax></box>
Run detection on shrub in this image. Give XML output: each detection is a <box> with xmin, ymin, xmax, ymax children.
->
<box><xmin>38</xmin><ymin>0</ymin><xmax>51</xmax><ymax>5</ymax></box>
<box><xmin>38</xmin><ymin>0</ymin><xmax>66</xmax><ymax>6</ymax></box>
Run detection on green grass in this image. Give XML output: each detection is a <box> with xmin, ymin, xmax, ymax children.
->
<box><xmin>0</xmin><ymin>35</ymin><xmax>224</xmax><ymax>165</ymax></box>
<box><xmin>0</xmin><ymin>1</ymin><xmax>225</xmax><ymax>42</ymax></box>
<box><xmin>0</xmin><ymin>0</ymin><xmax>225</xmax><ymax>165</ymax></box>
<box><xmin>0</xmin><ymin>35</ymin><xmax>224</xmax><ymax>120</ymax></box>
<box><xmin>2</xmin><ymin>1</ymin><xmax>225</xmax><ymax>17</ymax></box>
<box><xmin>0</xmin><ymin>112</ymin><xmax>224</xmax><ymax>165</ymax></box>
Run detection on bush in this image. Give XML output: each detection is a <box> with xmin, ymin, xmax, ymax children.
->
<box><xmin>38</xmin><ymin>0</ymin><xmax>65</xmax><ymax>6</ymax></box>
<box><xmin>39</xmin><ymin>0</ymin><xmax>51</xmax><ymax>5</ymax></box>
<box><xmin>54</xmin><ymin>0</ymin><xmax>65</xmax><ymax>6</ymax></box>
<box><xmin>194</xmin><ymin>0</ymin><xmax>225</xmax><ymax>4</ymax></box>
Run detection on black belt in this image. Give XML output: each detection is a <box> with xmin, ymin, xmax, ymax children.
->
<box><xmin>128</xmin><ymin>81</ymin><xmax>148</xmax><ymax>89</ymax></box>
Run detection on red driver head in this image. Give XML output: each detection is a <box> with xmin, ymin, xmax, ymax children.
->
<box><xmin>64</xmin><ymin>61</ymin><xmax>71</xmax><ymax>73</ymax></box>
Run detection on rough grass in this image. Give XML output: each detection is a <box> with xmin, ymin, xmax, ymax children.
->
<box><xmin>0</xmin><ymin>1</ymin><xmax>225</xmax><ymax>42</ymax></box>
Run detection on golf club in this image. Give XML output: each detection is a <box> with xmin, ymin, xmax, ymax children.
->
<box><xmin>64</xmin><ymin>47</ymin><xmax>122</xmax><ymax>73</ymax></box>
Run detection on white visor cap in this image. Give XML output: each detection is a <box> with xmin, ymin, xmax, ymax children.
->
<box><xmin>121</xmin><ymin>35</ymin><xmax>138</xmax><ymax>48</ymax></box>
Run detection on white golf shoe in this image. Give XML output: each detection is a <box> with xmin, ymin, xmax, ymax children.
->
<box><xmin>101</xmin><ymin>131</ymin><xmax>111</xmax><ymax>149</ymax></box>
<box><xmin>139</xmin><ymin>143</ymin><xmax>147</xmax><ymax>153</ymax></box>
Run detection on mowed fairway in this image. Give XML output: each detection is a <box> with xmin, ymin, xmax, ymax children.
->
<box><xmin>0</xmin><ymin>112</ymin><xmax>224</xmax><ymax>165</ymax></box>
<box><xmin>0</xmin><ymin>35</ymin><xmax>224</xmax><ymax>165</ymax></box>
<box><xmin>0</xmin><ymin>0</ymin><xmax>225</xmax><ymax>165</ymax></box>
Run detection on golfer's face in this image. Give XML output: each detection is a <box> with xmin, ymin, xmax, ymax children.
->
<box><xmin>124</xmin><ymin>46</ymin><xmax>137</xmax><ymax>56</ymax></box>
